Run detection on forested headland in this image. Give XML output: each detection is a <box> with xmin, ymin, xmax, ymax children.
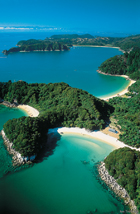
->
<box><xmin>98</xmin><ymin>48</ymin><xmax>140</xmax><ymax>148</ymax></box>
<box><xmin>0</xmin><ymin>81</ymin><xmax>114</xmax><ymax>156</ymax></box>
<box><xmin>49</xmin><ymin>34</ymin><xmax>140</xmax><ymax>51</ymax></box>
<box><xmin>2</xmin><ymin>40</ymin><xmax>70</xmax><ymax>54</ymax></box>
<box><xmin>98</xmin><ymin>47</ymin><xmax>140</xmax><ymax>212</ymax></box>
<box><xmin>2</xmin><ymin>34</ymin><xmax>140</xmax><ymax>54</ymax></box>
<box><xmin>98</xmin><ymin>47</ymin><xmax>140</xmax><ymax>80</ymax></box>
<box><xmin>104</xmin><ymin>147</ymin><xmax>140</xmax><ymax>211</ymax></box>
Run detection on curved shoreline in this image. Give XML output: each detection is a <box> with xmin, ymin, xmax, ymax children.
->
<box><xmin>48</xmin><ymin>127</ymin><xmax>139</xmax><ymax>212</ymax></box>
<box><xmin>97</xmin><ymin>70</ymin><xmax>136</xmax><ymax>100</ymax></box>
<box><xmin>48</xmin><ymin>127</ymin><xmax>140</xmax><ymax>152</ymax></box>
<box><xmin>17</xmin><ymin>104</ymin><xmax>39</xmax><ymax>117</ymax></box>
<box><xmin>1</xmin><ymin>104</ymin><xmax>39</xmax><ymax>165</ymax></box>
<box><xmin>1</xmin><ymin>101</ymin><xmax>39</xmax><ymax>117</ymax></box>
<box><xmin>73</xmin><ymin>45</ymin><xmax>125</xmax><ymax>53</ymax></box>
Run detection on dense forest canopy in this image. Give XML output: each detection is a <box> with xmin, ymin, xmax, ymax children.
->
<box><xmin>99</xmin><ymin>48</ymin><xmax>140</xmax><ymax>80</ymax></box>
<box><xmin>2</xmin><ymin>40</ymin><xmax>70</xmax><ymax>54</ymax></box>
<box><xmin>3</xmin><ymin>117</ymin><xmax>47</xmax><ymax>156</ymax></box>
<box><xmin>48</xmin><ymin>34</ymin><xmax>140</xmax><ymax>51</ymax></box>
<box><xmin>98</xmin><ymin>49</ymin><xmax>140</xmax><ymax>148</ymax></box>
<box><xmin>1</xmin><ymin>34</ymin><xmax>140</xmax><ymax>212</ymax></box>
<box><xmin>104</xmin><ymin>147</ymin><xmax>140</xmax><ymax>211</ymax></box>
<box><xmin>98</xmin><ymin>45</ymin><xmax>140</xmax><ymax>212</ymax></box>
<box><xmin>0</xmin><ymin>81</ymin><xmax>114</xmax><ymax>156</ymax></box>
<box><xmin>3</xmin><ymin>34</ymin><xmax>140</xmax><ymax>54</ymax></box>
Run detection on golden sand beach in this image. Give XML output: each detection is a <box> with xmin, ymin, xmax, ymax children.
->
<box><xmin>17</xmin><ymin>104</ymin><xmax>39</xmax><ymax>117</ymax></box>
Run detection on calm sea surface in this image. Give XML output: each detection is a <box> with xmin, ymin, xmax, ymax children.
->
<box><xmin>0</xmin><ymin>32</ymin><xmax>129</xmax><ymax>98</ymax></box>
<box><xmin>0</xmin><ymin>32</ymin><xmax>129</xmax><ymax>213</ymax></box>
<box><xmin>0</xmin><ymin>107</ymin><xmax>128</xmax><ymax>214</ymax></box>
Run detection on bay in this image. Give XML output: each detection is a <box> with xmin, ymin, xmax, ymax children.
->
<box><xmin>0</xmin><ymin>131</ymin><xmax>128</xmax><ymax>214</ymax></box>
<box><xmin>0</xmin><ymin>32</ymin><xmax>129</xmax><ymax>98</ymax></box>
<box><xmin>0</xmin><ymin>32</ymin><xmax>130</xmax><ymax>213</ymax></box>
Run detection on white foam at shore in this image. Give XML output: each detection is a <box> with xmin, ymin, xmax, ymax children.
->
<box><xmin>48</xmin><ymin>127</ymin><xmax>140</xmax><ymax>151</ymax></box>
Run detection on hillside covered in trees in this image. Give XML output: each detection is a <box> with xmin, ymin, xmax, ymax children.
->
<box><xmin>98</xmin><ymin>48</ymin><xmax>140</xmax><ymax>148</ymax></box>
<box><xmin>104</xmin><ymin>147</ymin><xmax>140</xmax><ymax>211</ymax></box>
<box><xmin>0</xmin><ymin>81</ymin><xmax>114</xmax><ymax>156</ymax></box>
<box><xmin>2</xmin><ymin>40</ymin><xmax>70</xmax><ymax>54</ymax></box>
<box><xmin>2</xmin><ymin>34</ymin><xmax>140</xmax><ymax>54</ymax></box>
<box><xmin>98</xmin><ymin>47</ymin><xmax>140</xmax><ymax>80</ymax></box>
<box><xmin>49</xmin><ymin>34</ymin><xmax>140</xmax><ymax>51</ymax></box>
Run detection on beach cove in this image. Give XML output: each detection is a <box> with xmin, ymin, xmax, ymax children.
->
<box><xmin>0</xmin><ymin>103</ymin><xmax>135</xmax><ymax>213</ymax></box>
<box><xmin>97</xmin><ymin>70</ymin><xmax>136</xmax><ymax>100</ymax></box>
<box><xmin>0</xmin><ymin>105</ymin><xmax>129</xmax><ymax>213</ymax></box>
<box><xmin>0</xmin><ymin>43</ymin><xmax>130</xmax><ymax>99</ymax></box>
<box><xmin>0</xmin><ymin>32</ymin><xmax>137</xmax><ymax>213</ymax></box>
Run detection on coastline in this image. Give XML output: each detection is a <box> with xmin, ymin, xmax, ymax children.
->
<box><xmin>98</xmin><ymin>162</ymin><xmax>138</xmax><ymax>213</ymax></box>
<box><xmin>1</xmin><ymin>104</ymin><xmax>39</xmax><ymax>165</ymax></box>
<box><xmin>48</xmin><ymin>127</ymin><xmax>140</xmax><ymax>212</ymax></box>
<box><xmin>73</xmin><ymin>45</ymin><xmax>125</xmax><ymax>53</ymax></box>
<box><xmin>1</xmin><ymin>101</ymin><xmax>39</xmax><ymax>118</ymax></box>
<box><xmin>17</xmin><ymin>104</ymin><xmax>39</xmax><ymax>117</ymax></box>
<box><xmin>1</xmin><ymin>130</ymin><xmax>36</xmax><ymax>165</ymax></box>
<box><xmin>48</xmin><ymin>127</ymin><xmax>140</xmax><ymax>152</ymax></box>
<box><xmin>97</xmin><ymin>70</ymin><xmax>136</xmax><ymax>100</ymax></box>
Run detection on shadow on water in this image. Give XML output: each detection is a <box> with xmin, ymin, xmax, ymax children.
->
<box><xmin>35</xmin><ymin>131</ymin><xmax>62</xmax><ymax>164</ymax></box>
<box><xmin>0</xmin><ymin>207</ymin><xmax>124</xmax><ymax>214</ymax></box>
<box><xmin>1</xmin><ymin>206</ymin><xmax>30</xmax><ymax>214</ymax></box>
<box><xmin>0</xmin><ymin>130</ymin><xmax>62</xmax><ymax>179</ymax></box>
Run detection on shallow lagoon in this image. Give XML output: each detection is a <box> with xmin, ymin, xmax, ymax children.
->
<box><xmin>0</xmin><ymin>33</ymin><xmax>130</xmax><ymax>213</ymax></box>
<box><xmin>0</xmin><ymin>106</ymin><xmax>128</xmax><ymax>214</ymax></box>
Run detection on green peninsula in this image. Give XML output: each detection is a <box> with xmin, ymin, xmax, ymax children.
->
<box><xmin>1</xmin><ymin>34</ymin><xmax>140</xmax><ymax>212</ymax></box>
<box><xmin>2</xmin><ymin>34</ymin><xmax>140</xmax><ymax>54</ymax></box>
<box><xmin>98</xmin><ymin>48</ymin><xmax>140</xmax><ymax>148</ymax></box>
<box><xmin>0</xmin><ymin>81</ymin><xmax>114</xmax><ymax>156</ymax></box>
<box><xmin>2</xmin><ymin>40</ymin><xmax>70</xmax><ymax>54</ymax></box>
<box><xmin>98</xmin><ymin>47</ymin><xmax>140</xmax><ymax>212</ymax></box>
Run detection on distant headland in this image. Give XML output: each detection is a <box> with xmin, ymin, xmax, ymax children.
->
<box><xmin>1</xmin><ymin>34</ymin><xmax>140</xmax><ymax>212</ymax></box>
<box><xmin>2</xmin><ymin>33</ymin><xmax>140</xmax><ymax>54</ymax></box>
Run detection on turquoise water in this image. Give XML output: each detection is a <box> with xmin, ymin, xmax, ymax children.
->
<box><xmin>0</xmin><ymin>105</ymin><xmax>28</xmax><ymax>178</ymax></box>
<box><xmin>0</xmin><ymin>46</ymin><xmax>129</xmax><ymax>98</ymax></box>
<box><xmin>0</xmin><ymin>105</ymin><xmax>28</xmax><ymax>131</ymax></box>
<box><xmin>0</xmin><ymin>130</ymin><xmax>128</xmax><ymax>214</ymax></box>
<box><xmin>0</xmin><ymin>33</ymin><xmax>130</xmax><ymax>213</ymax></box>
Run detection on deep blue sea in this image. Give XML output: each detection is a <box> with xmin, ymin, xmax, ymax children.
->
<box><xmin>0</xmin><ymin>32</ymin><xmax>129</xmax><ymax>214</ymax></box>
<box><xmin>0</xmin><ymin>32</ymin><xmax>129</xmax><ymax>98</ymax></box>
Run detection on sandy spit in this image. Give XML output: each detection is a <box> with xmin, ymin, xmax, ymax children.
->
<box><xmin>17</xmin><ymin>104</ymin><xmax>39</xmax><ymax>117</ymax></box>
<box><xmin>48</xmin><ymin>127</ymin><xmax>140</xmax><ymax>151</ymax></box>
<box><xmin>73</xmin><ymin>45</ymin><xmax>125</xmax><ymax>53</ymax></box>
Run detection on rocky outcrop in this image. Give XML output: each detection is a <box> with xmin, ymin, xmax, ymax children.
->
<box><xmin>1</xmin><ymin>130</ymin><xmax>36</xmax><ymax>166</ymax></box>
<box><xmin>2</xmin><ymin>101</ymin><xmax>18</xmax><ymax>108</ymax></box>
<box><xmin>2</xmin><ymin>50</ymin><xmax>8</xmax><ymax>55</ymax></box>
<box><xmin>98</xmin><ymin>162</ymin><xmax>138</xmax><ymax>213</ymax></box>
